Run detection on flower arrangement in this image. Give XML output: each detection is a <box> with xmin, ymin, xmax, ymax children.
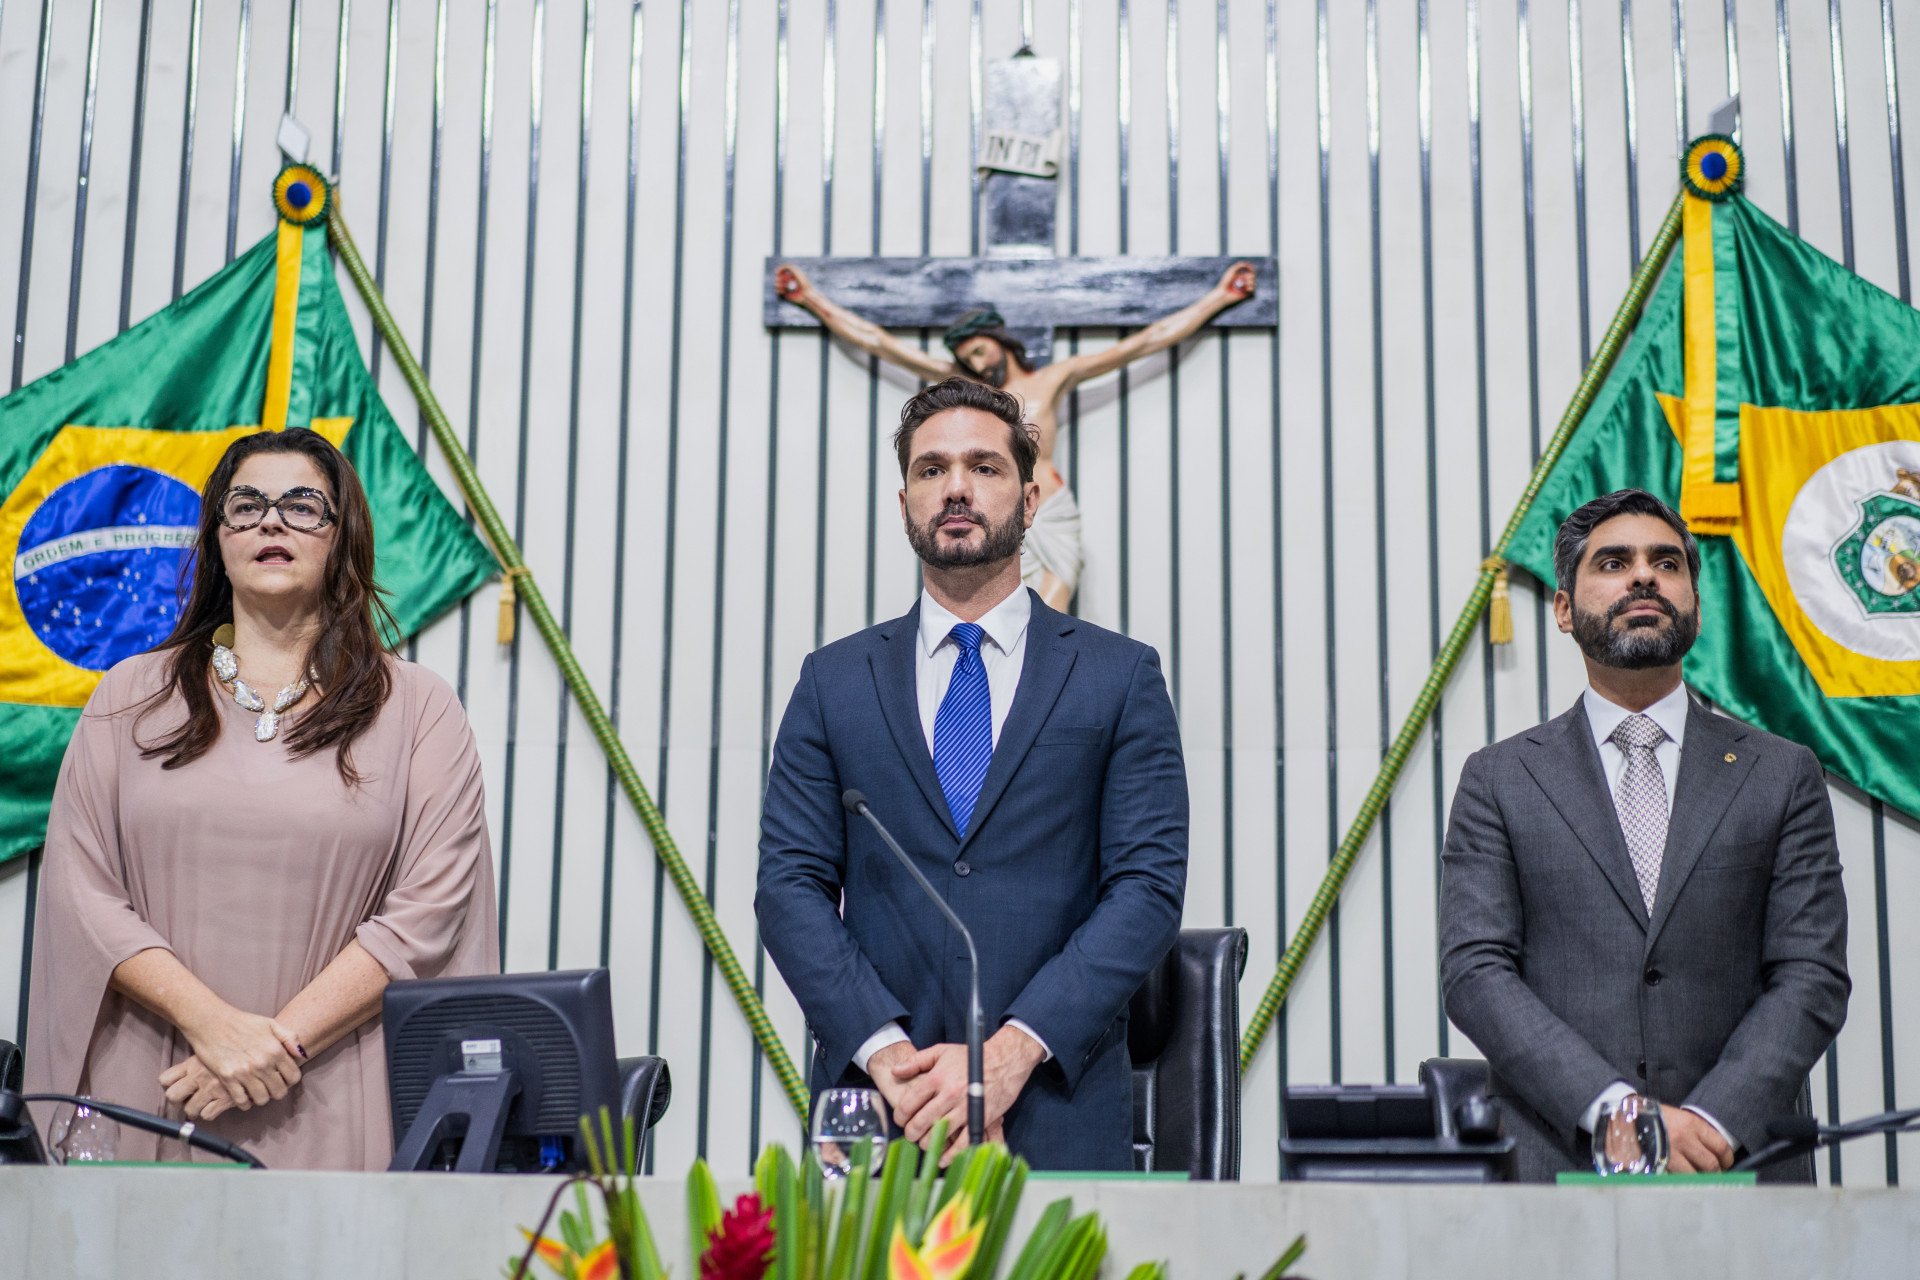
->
<box><xmin>508</xmin><ymin>1112</ymin><xmax>1307</xmax><ymax>1280</ymax></box>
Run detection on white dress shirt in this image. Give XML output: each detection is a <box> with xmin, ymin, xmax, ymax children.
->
<box><xmin>914</xmin><ymin>585</ymin><xmax>1031</xmax><ymax>755</ymax></box>
<box><xmin>853</xmin><ymin>586</ymin><xmax>1052</xmax><ymax>1076</ymax></box>
<box><xmin>1576</xmin><ymin>681</ymin><xmax>1737</xmax><ymax>1156</ymax></box>
<box><xmin>1582</xmin><ymin>682</ymin><xmax>1690</xmax><ymax>814</ymax></box>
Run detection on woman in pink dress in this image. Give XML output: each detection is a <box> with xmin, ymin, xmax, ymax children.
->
<box><xmin>25</xmin><ymin>427</ymin><xmax>497</xmax><ymax>1170</ymax></box>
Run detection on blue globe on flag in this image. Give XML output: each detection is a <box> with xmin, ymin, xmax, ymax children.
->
<box><xmin>12</xmin><ymin>464</ymin><xmax>199</xmax><ymax>672</ymax></box>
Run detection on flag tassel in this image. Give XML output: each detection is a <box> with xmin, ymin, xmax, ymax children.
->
<box><xmin>497</xmin><ymin>567</ymin><xmax>526</xmax><ymax>646</ymax></box>
<box><xmin>1485</xmin><ymin>558</ymin><xmax>1513</xmax><ymax>644</ymax></box>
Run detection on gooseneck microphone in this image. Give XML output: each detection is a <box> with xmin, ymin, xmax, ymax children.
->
<box><xmin>1732</xmin><ymin>1106</ymin><xmax>1920</xmax><ymax>1173</ymax></box>
<box><xmin>841</xmin><ymin>789</ymin><xmax>985</xmax><ymax>1150</ymax></box>
<box><xmin>3</xmin><ymin>1090</ymin><xmax>268</xmax><ymax>1168</ymax></box>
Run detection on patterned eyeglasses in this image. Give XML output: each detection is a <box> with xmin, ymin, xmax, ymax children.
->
<box><xmin>217</xmin><ymin>485</ymin><xmax>337</xmax><ymax>533</ymax></box>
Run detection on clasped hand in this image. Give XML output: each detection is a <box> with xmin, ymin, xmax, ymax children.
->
<box><xmin>158</xmin><ymin>1005</ymin><xmax>307</xmax><ymax>1121</ymax></box>
<box><xmin>869</xmin><ymin>1025</ymin><xmax>1047</xmax><ymax>1165</ymax></box>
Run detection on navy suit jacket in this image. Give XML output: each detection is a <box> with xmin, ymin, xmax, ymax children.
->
<box><xmin>755</xmin><ymin>590</ymin><xmax>1188</xmax><ymax>1170</ymax></box>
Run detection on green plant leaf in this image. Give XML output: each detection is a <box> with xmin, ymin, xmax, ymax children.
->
<box><xmin>627</xmin><ymin>1186</ymin><xmax>669</xmax><ymax>1280</ymax></box>
<box><xmin>904</xmin><ymin>1118</ymin><xmax>947</xmax><ymax>1245</ymax></box>
<box><xmin>757</xmin><ymin>1144</ymin><xmax>782</xmax><ymax>1208</ymax></box>
<box><xmin>1119</xmin><ymin>1263</ymin><xmax>1166</xmax><ymax>1280</ymax></box>
<box><xmin>969</xmin><ymin>1159</ymin><xmax>1028</xmax><ymax>1280</ymax></box>
<box><xmin>858</xmin><ymin>1140</ymin><xmax>917</xmax><ymax>1280</ymax></box>
<box><xmin>1253</xmin><ymin>1234</ymin><xmax>1307</xmax><ymax>1280</ymax></box>
<box><xmin>688</xmin><ymin>1158</ymin><xmax>724</xmax><ymax>1266</ymax></box>
<box><xmin>1001</xmin><ymin>1197</ymin><xmax>1071</xmax><ymax>1280</ymax></box>
<box><xmin>824</xmin><ymin>1141</ymin><xmax>872</xmax><ymax>1280</ymax></box>
<box><xmin>775</xmin><ymin>1148</ymin><xmax>801</xmax><ymax>1280</ymax></box>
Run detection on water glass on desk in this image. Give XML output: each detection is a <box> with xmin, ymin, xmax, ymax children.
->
<box><xmin>52</xmin><ymin>1102</ymin><xmax>120</xmax><ymax>1164</ymax></box>
<box><xmin>1592</xmin><ymin>1094</ymin><xmax>1668</xmax><ymax>1176</ymax></box>
<box><xmin>812</xmin><ymin>1088</ymin><xmax>890</xmax><ymax>1179</ymax></box>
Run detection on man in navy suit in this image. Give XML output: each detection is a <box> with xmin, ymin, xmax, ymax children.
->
<box><xmin>756</xmin><ymin>377</ymin><xmax>1188</xmax><ymax>1171</ymax></box>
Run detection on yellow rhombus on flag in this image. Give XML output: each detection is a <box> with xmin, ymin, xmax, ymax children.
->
<box><xmin>1509</xmin><ymin>137</ymin><xmax>1920</xmax><ymax>818</ymax></box>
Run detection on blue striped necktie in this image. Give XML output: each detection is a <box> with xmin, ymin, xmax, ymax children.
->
<box><xmin>933</xmin><ymin>622</ymin><xmax>994</xmax><ymax>837</ymax></box>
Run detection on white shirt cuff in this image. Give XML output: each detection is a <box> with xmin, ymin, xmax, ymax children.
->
<box><xmin>1684</xmin><ymin>1105</ymin><xmax>1740</xmax><ymax>1155</ymax></box>
<box><xmin>1004</xmin><ymin>1018</ymin><xmax>1053</xmax><ymax>1062</ymax></box>
<box><xmin>1580</xmin><ymin>1080</ymin><xmax>1638</xmax><ymax>1134</ymax></box>
<box><xmin>852</xmin><ymin>1022</ymin><xmax>911</xmax><ymax>1077</ymax></box>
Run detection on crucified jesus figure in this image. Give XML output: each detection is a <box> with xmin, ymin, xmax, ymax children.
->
<box><xmin>775</xmin><ymin>260</ymin><xmax>1257</xmax><ymax>610</ymax></box>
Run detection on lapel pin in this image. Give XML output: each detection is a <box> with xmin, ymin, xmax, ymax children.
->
<box><xmin>1724</xmin><ymin>752</ymin><xmax>1737</xmax><ymax>763</ymax></box>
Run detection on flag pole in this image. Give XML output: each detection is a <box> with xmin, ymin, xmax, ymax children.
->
<box><xmin>323</xmin><ymin>205</ymin><xmax>813</xmax><ymax>1123</ymax></box>
<box><xmin>1238</xmin><ymin>192</ymin><xmax>1687</xmax><ymax>1074</ymax></box>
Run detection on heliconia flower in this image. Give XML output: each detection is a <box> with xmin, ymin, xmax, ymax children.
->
<box><xmin>521</xmin><ymin>1230</ymin><xmax>570</xmax><ymax>1274</ymax></box>
<box><xmin>577</xmin><ymin>1240</ymin><xmax>620</xmax><ymax>1280</ymax></box>
<box><xmin>519</xmin><ymin>1230</ymin><xmax>620</xmax><ymax>1280</ymax></box>
<box><xmin>888</xmin><ymin>1197</ymin><xmax>984</xmax><ymax>1280</ymax></box>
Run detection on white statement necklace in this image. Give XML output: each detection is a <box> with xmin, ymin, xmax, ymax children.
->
<box><xmin>210</xmin><ymin>632</ymin><xmax>316</xmax><ymax>742</ymax></box>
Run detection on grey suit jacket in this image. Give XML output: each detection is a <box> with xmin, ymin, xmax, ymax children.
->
<box><xmin>1439</xmin><ymin>693</ymin><xmax>1849</xmax><ymax>1182</ymax></box>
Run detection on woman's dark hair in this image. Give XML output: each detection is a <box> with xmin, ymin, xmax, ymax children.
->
<box><xmin>138</xmin><ymin>428</ymin><xmax>398</xmax><ymax>784</ymax></box>
<box><xmin>893</xmin><ymin>376</ymin><xmax>1040</xmax><ymax>484</ymax></box>
<box><xmin>1552</xmin><ymin>487</ymin><xmax>1701</xmax><ymax>594</ymax></box>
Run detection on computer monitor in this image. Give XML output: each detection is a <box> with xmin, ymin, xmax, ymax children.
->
<box><xmin>384</xmin><ymin>968</ymin><xmax>621</xmax><ymax>1173</ymax></box>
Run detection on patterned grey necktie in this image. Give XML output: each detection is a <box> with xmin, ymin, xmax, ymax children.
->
<box><xmin>1609</xmin><ymin>713</ymin><xmax>1670</xmax><ymax>913</ymax></box>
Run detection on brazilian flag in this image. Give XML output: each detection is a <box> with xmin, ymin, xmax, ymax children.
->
<box><xmin>0</xmin><ymin>168</ymin><xmax>496</xmax><ymax>860</ymax></box>
<box><xmin>1509</xmin><ymin>137</ymin><xmax>1920</xmax><ymax>819</ymax></box>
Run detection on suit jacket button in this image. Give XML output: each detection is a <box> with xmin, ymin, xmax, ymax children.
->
<box><xmin>1636</xmin><ymin>1060</ymin><xmax>1647</xmax><ymax>1078</ymax></box>
<box><xmin>1644</xmin><ymin>969</ymin><xmax>1662</xmax><ymax>986</ymax></box>
<box><xmin>954</xmin><ymin>860</ymin><xmax>971</xmax><ymax>877</ymax></box>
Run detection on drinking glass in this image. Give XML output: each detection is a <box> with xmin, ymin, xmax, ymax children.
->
<box><xmin>1591</xmin><ymin>1094</ymin><xmax>1668</xmax><ymax>1176</ymax></box>
<box><xmin>53</xmin><ymin>1103</ymin><xmax>120</xmax><ymax>1164</ymax></box>
<box><xmin>811</xmin><ymin>1087</ymin><xmax>890</xmax><ymax>1179</ymax></box>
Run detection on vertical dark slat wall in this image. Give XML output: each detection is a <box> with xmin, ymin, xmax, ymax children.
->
<box><xmin>646</xmin><ymin>0</ymin><xmax>694</xmax><ymax>1137</ymax></box>
<box><xmin>550</xmin><ymin>0</ymin><xmax>596</xmax><ymax>973</ymax></box>
<box><xmin>224</xmin><ymin>0</ymin><xmax>252</xmax><ymax>264</ymax></box>
<box><xmin>1365</xmin><ymin>0</ymin><xmax>1392</xmax><ymax>1081</ymax></box>
<box><xmin>1217</xmin><ymin>0</ymin><xmax>1237</xmax><ymax>930</ymax></box>
<box><xmin>1314</xmin><ymin>0</ymin><xmax>1340</xmax><ymax>1085</ymax></box>
<box><xmin>692</xmin><ymin>0</ymin><xmax>743</xmax><ymax>1163</ymax></box>
<box><xmin>495</xmin><ymin>0</ymin><xmax>546</xmax><ymax>981</ymax></box>
<box><xmin>1419</xmin><ymin>0</ymin><xmax>1449</xmax><ymax>1064</ymax></box>
<box><xmin>1821</xmin><ymin>0</ymin><xmax>1850</xmax><ymax>1187</ymax></box>
<box><xmin>1264</xmin><ymin>0</ymin><xmax>1288</xmax><ymax>1097</ymax></box>
<box><xmin>1619</xmin><ymin>0</ymin><xmax>1641</xmax><ymax>264</ymax></box>
<box><xmin>117</xmin><ymin>0</ymin><xmax>156</xmax><ymax>336</ymax></box>
<box><xmin>1876</xmin><ymin>0</ymin><xmax>1908</xmax><ymax>1186</ymax></box>
<box><xmin>749</xmin><ymin>0</ymin><xmax>790</xmax><ymax>1168</ymax></box>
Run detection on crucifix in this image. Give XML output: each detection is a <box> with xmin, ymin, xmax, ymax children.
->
<box><xmin>766</xmin><ymin>48</ymin><xmax>1279</xmax><ymax>611</ymax></box>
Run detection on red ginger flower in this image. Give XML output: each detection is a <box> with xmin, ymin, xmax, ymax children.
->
<box><xmin>701</xmin><ymin>1192</ymin><xmax>776</xmax><ymax>1280</ymax></box>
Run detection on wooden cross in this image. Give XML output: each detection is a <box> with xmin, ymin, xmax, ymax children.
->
<box><xmin>763</xmin><ymin>49</ymin><xmax>1276</xmax><ymax>365</ymax></box>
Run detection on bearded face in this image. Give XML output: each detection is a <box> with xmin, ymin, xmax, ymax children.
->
<box><xmin>957</xmin><ymin>337</ymin><xmax>1011</xmax><ymax>389</ymax></box>
<box><xmin>1568</xmin><ymin>583</ymin><xmax>1702</xmax><ymax>669</ymax></box>
<box><xmin>905</xmin><ymin>495</ymin><xmax>1026</xmax><ymax>569</ymax></box>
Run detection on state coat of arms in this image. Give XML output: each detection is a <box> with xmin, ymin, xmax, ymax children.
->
<box><xmin>1830</xmin><ymin>469</ymin><xmax>1920</xmax><ymax>617</ymax></box>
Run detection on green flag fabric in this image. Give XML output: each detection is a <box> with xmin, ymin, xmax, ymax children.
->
<box><xmin>0</xmin><ymin>218</ymin><xmax>497</xmax><ymax>861</ymax></box>
<box><xmin>1507</xmin><ymin>182</ymin><xmax>1920</xmax><ymax>819</ymax></box>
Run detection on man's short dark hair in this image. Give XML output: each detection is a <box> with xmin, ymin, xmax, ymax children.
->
<box><xmin>1552</xmin><ymin>488</ymin><xmax>1701</xmax><ymax>593</ymax></box>
<box><xmin>893</xmin><ymin>376</ymin><xmax>1040</xmax><ymax>484</ymax></box>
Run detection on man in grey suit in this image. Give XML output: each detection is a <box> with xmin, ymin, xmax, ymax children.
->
<box><xmin>1440</xmin><ymin>489</ymin><xmax>1849</xmax><ymax>1182</ymax></box>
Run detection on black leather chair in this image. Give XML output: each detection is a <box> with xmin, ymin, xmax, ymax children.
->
<box><xmin>1419</xmin><ymin>1057</ymin><xmax>1492</xmax><ymax>1141</ymax></box>
<box><xmin>1128</xmin><ymin>927</ymin><xmax>1248</xmax><ymax>1179</ymax></box>
<box><xmin>0</xmin><ymin>1039</ymin><xmax>22</xmax><ymax>1094</ymax></box>
<box><xmin>615</xmin><ymin>1054</ymin><xmax>672</xmax><ymax>1171</ymax></box>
